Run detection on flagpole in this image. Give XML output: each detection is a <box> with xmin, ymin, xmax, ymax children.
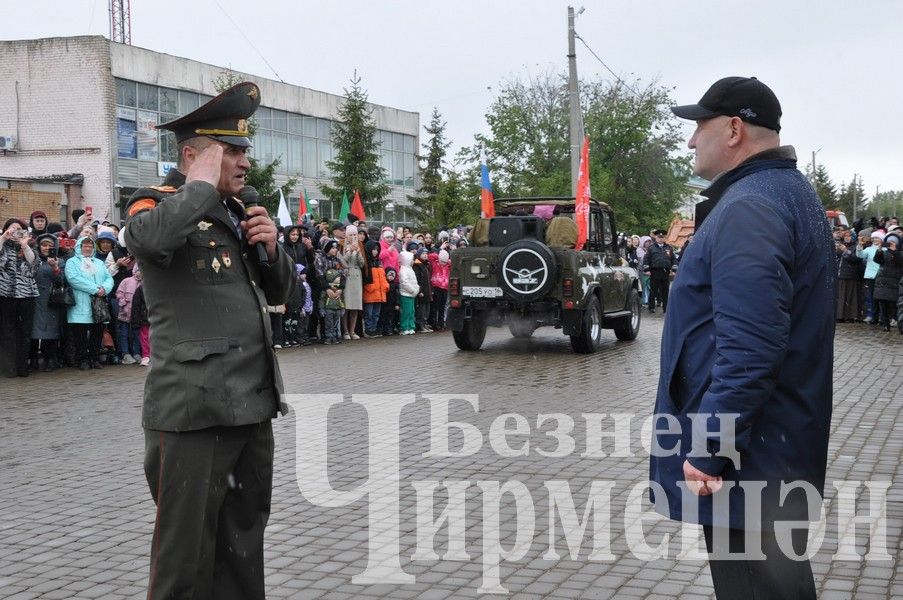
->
<box><xmin>567</xmin><ymin>6</ymin><xmax>585</xmax><ymax>196</ymax></box>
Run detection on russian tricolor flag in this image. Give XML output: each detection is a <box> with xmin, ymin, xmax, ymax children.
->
<box><xmin>480</xmin><ymin>148</ymin><xmax>495</xmax><ymax>218</ymax></box>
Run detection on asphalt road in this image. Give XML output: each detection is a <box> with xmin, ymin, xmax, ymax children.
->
<box><xmin>0</xmin><ymin>314</ymin><xmax>900</xmax><ymax>599</ymax></box>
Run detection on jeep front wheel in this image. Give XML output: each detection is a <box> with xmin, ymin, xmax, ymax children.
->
<box><xmin>614</xmin><ymin>289</ymin><xmax>641</xmax><ymax>341</ymax></box>
<box><xmin>570</xmin><ymin>295</ymin><xmax>603</xmax><ymax>354</ymax></box>
<box><xmin>453</xmin><ymin>314</ymin><xmax>487</xmax><ymax>351</ymax></box>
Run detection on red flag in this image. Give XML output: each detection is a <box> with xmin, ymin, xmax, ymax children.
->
<box><xmin>350</xmin><ymin>189</ymin><xmax>367</xmax><ymax>222</ymax></box>
<box><xmin>296</xmin><ymin>188</ymin><xmax>308</xmax><ymax>224</ymax></box>
<box><xmin>574</xmin><ymin>136</ymin><xmax>591</xmax><ymax>251</ymax></box>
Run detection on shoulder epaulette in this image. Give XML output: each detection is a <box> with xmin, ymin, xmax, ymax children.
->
<box><xmin>126</xmin><ymin>185</ymin><xmax>179</xmax><ymax>218</ymax></box>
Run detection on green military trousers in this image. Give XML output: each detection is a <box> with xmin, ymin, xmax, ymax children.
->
<box><xmin>144</xmin><ymin>421</ymin><xmax>274</xmax><ymax>600</ymax></box>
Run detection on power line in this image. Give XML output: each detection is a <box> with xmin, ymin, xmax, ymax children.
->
<box><xmin>211</xmin><ymin>0</ymin><xmax>284</xmax><ymax>83</ymax></box>
<box><xmin>573</xmin><ymin>31</ymin><xmax>643</xmax><ymax>99</ymax></box>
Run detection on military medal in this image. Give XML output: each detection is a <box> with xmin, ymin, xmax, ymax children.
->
<box><xmin>198</xmin><ymin>221</ymin><xmax>213</xmax><ymax>231</ymax></box>
<box><xmin>222</xmin><ymin>250</ymin><xmax>232</xmax><ymax>268</ymax></box>
<box><xmin>211</xmin><ymin>257</ymin><xmax>221</xmax><ymax>273</ymax></box>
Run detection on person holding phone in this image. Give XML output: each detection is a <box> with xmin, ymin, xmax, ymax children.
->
<box><xmin>0</xmin><ymin>218</ymin><xmax>40</xmax><ymax>377</ymax></box>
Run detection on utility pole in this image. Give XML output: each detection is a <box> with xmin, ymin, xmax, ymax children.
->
<box><xmin>809</xmin><ymin>149</ymin><xmax>820</xmax><ymax>198</ymax></box>
<box><xmin>567</xmin><ymin>6</ymin><xmax>584</xmax><ymax>196</ymax></box>
<box><xmin>852</xmin><ymin>174</ymin><xmax>857</xmax><ymax>222</ymax></box>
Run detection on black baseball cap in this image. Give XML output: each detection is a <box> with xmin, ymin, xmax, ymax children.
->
<box><xmin>671</xmin><ymin>76</ymin><xmax>782</xmax><ymax>132</ymax></box>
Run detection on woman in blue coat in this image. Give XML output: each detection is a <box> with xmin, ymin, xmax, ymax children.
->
<box><xmin>64</xmin><ymin>236</ymin><xmax>114</xmax><ymax>370</ymax></box>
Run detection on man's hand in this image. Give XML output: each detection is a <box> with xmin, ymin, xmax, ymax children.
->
<box><xmin>185</xmin><ymin>144</ymin><xmax>223</xmax><ymax>189</ymax></box>
<box><xmin>683</xmin><ymin>459</ymin><xmax>723</xmax><ymax>496</ymax></box>
<box><xmin>241</xmin><ymin>206</ymin><xmax>278</xmax><ymax>261</ymax></box>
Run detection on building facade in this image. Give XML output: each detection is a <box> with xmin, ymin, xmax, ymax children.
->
<box><xmin>0</xmin><ymin>36</ymin><xmax>420</xmax><ymax>227</ymax></box>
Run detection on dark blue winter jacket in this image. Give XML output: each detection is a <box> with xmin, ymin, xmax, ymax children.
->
<box><xmin>649</xmin><ymin>146</ymin><xmax>836</xmax><ymax>531</ymax></box>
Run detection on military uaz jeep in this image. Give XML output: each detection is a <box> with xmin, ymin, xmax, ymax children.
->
<box><xmin>447</xmin><ymin>197</ymin><xmax>641</xmax><ymax>353</ymax></box>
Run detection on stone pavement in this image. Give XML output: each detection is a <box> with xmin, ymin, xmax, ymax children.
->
<box><xmin>0</xmin><ymin>315</ymin><xmax>900</xmax><ymax>599</ymax></box>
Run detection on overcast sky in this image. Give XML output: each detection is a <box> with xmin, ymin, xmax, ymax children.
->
<box><xmin>5</xmin><ymin>0</ymin><xmax>902</xmax><ymax>196</ymax></box>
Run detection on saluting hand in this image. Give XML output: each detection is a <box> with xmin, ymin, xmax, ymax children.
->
<box><xmin>241</xmin><ymin>206</ymin><xmax>278</xmax><ymax>261</ymax></box>
<box><xmin>185</xmin><ymin>144</ymin><xmax>223</xmax><ymax>189</ymax></box>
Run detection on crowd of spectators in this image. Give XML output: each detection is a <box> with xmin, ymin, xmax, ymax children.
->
<box><xmin>3</xmin><ymin>208</ymin><xmax>900</xmax><ymax>378</ymax></box>
<box><xmin>0</xmin><ymin>208</ymin><xmax>471</xmax><ymax>377</ymax></box>
<box><xmin>834</xmin><ymin>216</ymin><xmax>903</xmax><ymax>332</ymax></box>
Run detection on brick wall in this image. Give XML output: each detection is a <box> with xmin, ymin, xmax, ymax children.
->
<box><xmin>0</xmin><ymin>187</ymin><xmax>65</xmax><ymax>226</ymax></box>
<box><xmin>0</xmin><ymin>37</ymin><xmax>114</xmax><ymax>218</ymax></box>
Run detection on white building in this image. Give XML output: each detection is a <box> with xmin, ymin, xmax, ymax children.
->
<box><xmin>0</xmin><ymin>36</ymin><xmax>420</xmax><ymax>227</ymax></box>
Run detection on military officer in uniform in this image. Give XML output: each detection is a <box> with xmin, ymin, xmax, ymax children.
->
<box><xmin>124</xmin><ymin>82</ymin><xmax>294</xmax><ymax>599</ymax></box>
<box><xmin>642</xmin><ymin>229</ymin><xmax>676</xmax><ymax>313</ymax></box>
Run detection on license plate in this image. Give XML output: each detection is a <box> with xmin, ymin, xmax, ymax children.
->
<box><xmin>462</xmin><ymin>286</ymin><xmax>503</xmax><ymax>298</ymax></box>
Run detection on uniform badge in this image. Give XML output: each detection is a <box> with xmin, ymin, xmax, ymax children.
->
<box><xmin>198</xmin><ymin>221</ymin><xmax>213</xmax><ymax>231</ymax></box>
<box><xmin>211</xmin><ymin>257</ymin><xmax>221</xmax><ymax>273</ymax></box>
<box><xmin>222</xmin><ymin>250</ymin><xmax>232</xmax><ymax>268</ymax></box>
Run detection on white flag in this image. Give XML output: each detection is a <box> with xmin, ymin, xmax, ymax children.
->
<box><xmin>276</xmin><ymin>188</ymin><xmax>292</xmax><ymax>227</ymax></box>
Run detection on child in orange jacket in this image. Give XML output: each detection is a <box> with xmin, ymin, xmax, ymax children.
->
<box><xmin>362</xmin><ymin>240</ymin><xmax>389</xmax><ymax>337</ymax></box>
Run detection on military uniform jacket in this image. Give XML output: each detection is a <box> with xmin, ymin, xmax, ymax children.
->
<box><xmin>125</xmin><ymin>169</ymin><xmax>294</xmax><ymax>431</ymax></box>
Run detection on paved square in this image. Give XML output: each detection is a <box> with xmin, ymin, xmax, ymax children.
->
<box><xmin>1</xmin><ymin>315</ymin><xmax>900</xmax><ymax>598</ymax></box>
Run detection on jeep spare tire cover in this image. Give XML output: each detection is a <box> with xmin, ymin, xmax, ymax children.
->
<box><xmin>498</xmin><ymin>239</ymin><xmax>557</xmax><ymax>301</ymax></box>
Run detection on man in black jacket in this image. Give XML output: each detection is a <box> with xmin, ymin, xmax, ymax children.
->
<box><xmin>643</xmin><ymin>229</ymin><xmax>675</xmax><ymax>312</ymax></box>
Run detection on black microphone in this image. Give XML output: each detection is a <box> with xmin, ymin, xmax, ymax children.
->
<box><xmin>238</xmin><ymin>185</ymin><xmax>270</xmax><ymax>265</ymax></box>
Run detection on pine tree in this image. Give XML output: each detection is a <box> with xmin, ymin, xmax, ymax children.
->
<box><xmin>409</xmin><ymin>108</ymin><xmax>451</xmax><ymax>228</ymax></box>
<box><xmin>212</xmin><ymin>69</ymin><xmax>295</xmax><ymax>215</ymax></box>
<box><xmin>837</xmin><ymin>176</ymin><xmax>867</xmax><ymax>218</ymax></box>
<box><xmin>868</xmin><ymin>190</ymin><xmax>903</xmax><ymax>218</ymax></box>
<box><xmin>319</xmin><ymin>72</ymin><xmax>389</xmax><ymax>216</ymax></box>
<box><xmin>805</xmin><ymin>163</ymin><xmax>837</xmax><ymax>208</ymax></box>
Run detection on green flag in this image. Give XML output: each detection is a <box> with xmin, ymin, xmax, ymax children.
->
<box><xmin>338</xmin><ymin>189</ymin><xmax>350</xmax><ymax>222</ymax></box>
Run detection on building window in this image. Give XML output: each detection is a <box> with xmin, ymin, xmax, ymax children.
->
<box><xmin>302</xmin><ymin>116</ymin><xmax>317</xmax><ymax>137</ymax></box>
<box><xmin>318</xmin><ymin>141</ymin><xmax>332</xmax><ymax>177</ymax></box>
<box><xmin>317</xmin><ymin>119</ymin><xmax>331</xmax><ymax>140</ymax></box>
<box><xmin>302</xmin><ymin>138</ymin><xmax>317</xmax><ymax>176</ymax></box>
<box><xmin>116</xmin><ymin>79</ymin><xmax>136</xmax><ymax>107</ymax></box>
<box><xmin>179</xmin><ymin>91</ymin><xmax>199</xmax><ymax>114</ymax></box>
<box><xmin>288</xmin><ymin>114</ymin><xmax>303</xmax><ymax>135</ymax></box>
<box><xmin>159</xmin><ymin>88</ymin><xmax>178</xmax><ymax>114</ymax></box>
<box><xmin>271</xmin><ymin>110</ymin><xmax>287</xmax><ymax>132</ymax></box>
<box><xmin>256</xmin><ymin>107</ymin><xmax>272</xmax><ymax>131</ymax></box>
<box><xmin>159</xmin><ymin>130</ymin><xmax>177</xmax><ymax>163</ymax></box>
<box><xmin>287</xmin><ymin>137</ymin><xmax>302</xmax><ymax>174</ymax></box>
<box><xmin>117</xmin><ymin>117</ymin><xmax>137</xmax><ymax>158</ymax></box>
<box><xmin>273</xmin><ymin>132</ymin><xmax>288</xmax><ymax>166</ymax></box>
<box><xmin>137</xmin><ymin>83</ymin><xmax>158</xmax><ymax>111</ymax></box>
